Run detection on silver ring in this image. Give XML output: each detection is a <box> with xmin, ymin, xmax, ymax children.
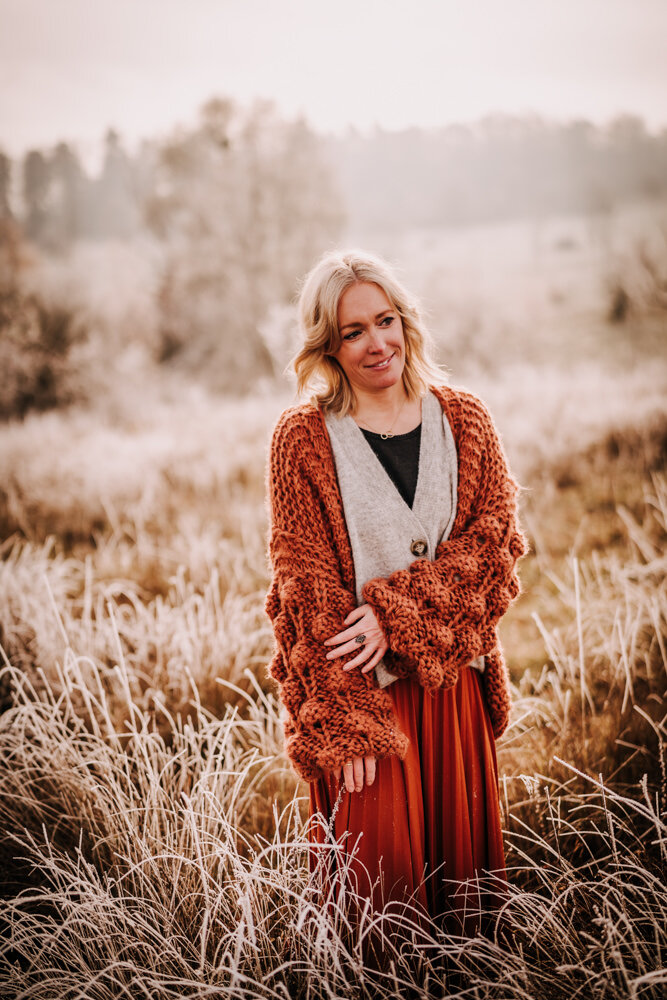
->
<box><xmin>354</xmin><ymin>634</ymin><xmax>366</xmax><ymax>644</ymax></box>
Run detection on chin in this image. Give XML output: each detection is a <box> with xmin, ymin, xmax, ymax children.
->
<box><xmin>379</xmin><ymin>361</ymin><xmax>404</xmax><ymax>386</ymax></box>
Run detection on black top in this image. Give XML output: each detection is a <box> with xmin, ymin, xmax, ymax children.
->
<box><xmin>361</xmin><ymin>423</ymin><xmax>422</xmax><ymax>508</ymax></box>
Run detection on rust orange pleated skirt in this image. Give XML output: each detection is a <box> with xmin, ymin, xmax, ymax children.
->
<box><xmin>308</xmin><ymin>666</ymin><xmax>507</xmax><ymax>936</ymax></box>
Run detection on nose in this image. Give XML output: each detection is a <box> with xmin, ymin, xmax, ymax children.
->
<box><xmin>366</xmin><ymin>328</ymin><xmax>387</xmax><ymax>352</ymax></box>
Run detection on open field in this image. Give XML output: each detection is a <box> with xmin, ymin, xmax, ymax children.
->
<box><xmin>0</xmin><ymin>208</ymin><xmax>666</xmax><ymax>996</ymax></box>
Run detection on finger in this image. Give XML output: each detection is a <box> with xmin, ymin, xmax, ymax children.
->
<box><xmin>364</xmin><ymin>756</ymin><xmax>376</xmax><ymax>787</ymax></box>
<box><xmin>333</xmin><ymin>765</ymin><xmax>341</xmax><ymax>782</ymax></box>
<box><xmin>352</xmin><ymin>757</ymin><xmax>364</xmax><ymax>793</ymax></box>
<box><xmin>327</xmin><ymin>633</ymin><xmax>380</xmax><ymax>661</ymax></box>
<box><xmin>342</xmin><ymin>642</ymin><xmax>379</xmax><ymax>671</ymax></box>
<box><xmin>343</xmin><ymin>762</ymin><xmax>355</xmax><ymax>794</ymax></box>
<box><xmin>326</xmin><ymin>607</ymin><xmax>377</xmax><ymax>647</ymax></box>
<box><xmin>360</xmin><ymin>645</ymin><xmax>386</xmax><ymax>674</ymax></box>
<box><xmin>324</xmin><ymin>608</ymin><xmax>367</xmax><ymax>646</ymax></box>
<box><xmin>324</xmin><ymin>622</ymin><xmax>368</xmax><ymax>649</ymax></box>
<box><xmin>343</xmin><ymin>606</ymin><xmax>367</xmax><ymax>626</ymax></box>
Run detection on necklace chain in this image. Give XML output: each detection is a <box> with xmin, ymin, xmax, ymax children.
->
<box><xmin>358</xmin><ymin>396</ymin><xmax>408</xmax><ymax>439</ymax></box>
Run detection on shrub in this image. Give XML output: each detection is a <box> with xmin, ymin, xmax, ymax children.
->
<box><xmin>0</xmin><ymin>221</ymin><xmax>89</xmax><ymax>421</ymax></box>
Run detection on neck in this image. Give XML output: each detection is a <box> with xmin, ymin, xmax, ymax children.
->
<box><xmin>350</xmin><ymin>380</ymin><xmax>409</xmax><ymax>421</ymax></box>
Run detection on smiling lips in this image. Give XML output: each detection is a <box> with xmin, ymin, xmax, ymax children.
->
<box><xmin>366</xmin><ymin>352</ymin><xmax>395</xmax><ymax>370</ymax></box>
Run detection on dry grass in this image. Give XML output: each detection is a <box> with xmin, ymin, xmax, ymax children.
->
<box><xmin>0</xmin><ymin>378</ymin><xmax>665</xmax><ymax>995</ymax></box>
<box><xmin>0</xmin><ymin>209</ymin><xmax>666</xmax><ymax>993</ymax></box>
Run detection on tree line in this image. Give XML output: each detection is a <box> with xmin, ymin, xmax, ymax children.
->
<box><xmin>1</xmin><ymin>112</ymin><xmax>665</xmax><ymax>249</ymax></box>
<box><xmin>0</xmin><ymin>128</ymin><xmax>152</xmax><ymax>247</ymax></box>
<box><xmin>0</xmin><ymin>98</ymin><xmax>344</xmax><ymax>412</ymax></box>
<box><xmin>1</xmin><ymin>104</ymin><xmax>665</xmax><ymax>417</ymax></box>
<box><xmin>326</xmin><ymin>113</ymin><xmax>667</xmax><ymax>230</ymax></box>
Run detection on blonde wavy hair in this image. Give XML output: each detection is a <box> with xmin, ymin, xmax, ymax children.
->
<box><xmin>291</xmin><ymin>248</ymin><xmax>448</xmax><ymax>416</ymax></box>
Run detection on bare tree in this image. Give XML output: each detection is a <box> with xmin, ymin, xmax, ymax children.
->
<box><xmin>22</xmin><ymin>150</ymin><xmax>51</xmax><ymax>242</ymax></box>
<box><xmin>0</xmin><ymin>151</ymin><xmax>12</xmax><ymax>220</ymax></box>
<box><xmin>145</xmin><ymin>97</ymin><xmax>344</xmax><ymax>390</ymax></box>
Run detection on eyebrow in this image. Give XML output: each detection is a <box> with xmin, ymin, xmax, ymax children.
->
<box><xmin>339</xmin><ymin>309</ymin><xmax>394</xmax><ymax>332</ymax></box>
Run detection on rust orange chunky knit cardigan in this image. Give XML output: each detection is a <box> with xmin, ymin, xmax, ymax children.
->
<box><xmin>265</xmin><ymin>384</ymin><xmax>528</xmax><ymax>783</ymax></box>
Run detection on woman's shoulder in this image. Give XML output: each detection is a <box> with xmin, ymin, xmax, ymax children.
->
<box><xmin>269</xmin><ymin>401</ymin><xmax>325</xmax><ymax>459</ymax></box>
<box><xmin>429</xmin><ymin>382</ymin><xmax>496</xmax><ymax>432</ymax></box>
<box><xmin>272</xmin><ymin>400</ymin><xmax>321</xmax><ymax>436</ymax></box>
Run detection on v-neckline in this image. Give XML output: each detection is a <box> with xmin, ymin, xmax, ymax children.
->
<box><xmin>345</xmin><ymin>392</ymin><xmax>430</xmax><ymax>515</ymax></box>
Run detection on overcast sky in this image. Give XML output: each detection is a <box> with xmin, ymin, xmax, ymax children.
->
<box><xmin>2</xmin><ymin>0</ymin><xmax>666</xmax><ymax>165</ymax></box>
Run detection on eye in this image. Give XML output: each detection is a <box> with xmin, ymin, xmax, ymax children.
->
<box><xmin>343</xmin><ymin>330</ymin><xmax>362</xmax><ymax>341</ymax></box>
<box><xmin>380</xmin><ymin>315</ymin><xmax>394</xmax><ymax>327</ymax></box>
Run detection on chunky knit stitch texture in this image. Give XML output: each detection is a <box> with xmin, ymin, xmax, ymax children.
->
<box><xmin>265</xmin><ymin>384</ymin><xmax>528</xmax><ymax>782</ymax></box>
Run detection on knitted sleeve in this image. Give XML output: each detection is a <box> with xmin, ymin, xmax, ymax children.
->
<box><xmin>361</xmin><ymin>395</ymin><xmax>528</xmax><ymax>699</ymax></box>
<box><xmin>265</xmin><ymin>411</ymin><xmax>409</xmax><ymax>782</ymax></box>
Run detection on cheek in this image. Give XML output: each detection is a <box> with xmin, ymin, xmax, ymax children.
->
<box><xmin>333</xmin><ymin>344</ymin><xmax>358</xmax><ymax>374</ymax></box>
<box><xmin>391</xmin><ymin>318</ymin><xmax>404</xmax><ymax>340</ymax></box>
<box><xmin>337</xmin><ymin>342</ymin><xmax>362</xmax><ymax>365</ymax></box>
<box><xmin>394</xmin><ymin>326</ymin><xmax>406</xmax><ymax>350</ymax></box>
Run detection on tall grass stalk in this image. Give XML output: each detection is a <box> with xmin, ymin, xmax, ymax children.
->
<box><xmin>0</xmin><ymin>477</ymin><xmax>665</xmax><ymax>996</ymax></box>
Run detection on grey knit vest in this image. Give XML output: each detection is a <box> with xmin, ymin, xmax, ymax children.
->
<box><xmin>324</xmin><ymin>388</ymin><xmax>485</xmax><ymax>687</ymax></box>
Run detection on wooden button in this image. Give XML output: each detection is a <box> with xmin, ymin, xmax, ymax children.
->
<box><xmin>410</xmin><ymin>539</ymin><xmax>428</xmax><ymax>557</ymax></box>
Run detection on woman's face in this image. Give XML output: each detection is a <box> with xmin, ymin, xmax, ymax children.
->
<box><xmin>333</xmin><ymin>281</ymin><xmax>405</xmax><ymax>395</ymax></box>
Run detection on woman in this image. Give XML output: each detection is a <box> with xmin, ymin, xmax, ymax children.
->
<box><xmin>265</xmin><ymin>249</ymin><xmax>527</xmax><ymax>935</ymax></box>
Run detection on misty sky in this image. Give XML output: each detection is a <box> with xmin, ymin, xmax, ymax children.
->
<box><xmin>2</xmin><ymin>0</ymin><xmax>666</xmax><ymax>163</ymax></box>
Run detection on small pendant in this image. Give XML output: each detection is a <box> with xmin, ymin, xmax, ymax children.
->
<box><xmin>381</xmin><ymin>432</ymin><xmax>393</xmax><ymax>440</ymax></box>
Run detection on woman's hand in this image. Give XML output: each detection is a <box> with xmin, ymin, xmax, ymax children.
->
<box><xmin>333</xmin><ymin>756</ymin><xmax>377</xmax><ymax>792</ymax></box>
<box><xmin>325</xmin><ymin>608</ymin><xmax>383</xmax><ymax>791</ymax></box>
<box><xmin>323</xmin><ymin>604</ymin><xmax>388</xmax><ymax>674</ymax></box>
